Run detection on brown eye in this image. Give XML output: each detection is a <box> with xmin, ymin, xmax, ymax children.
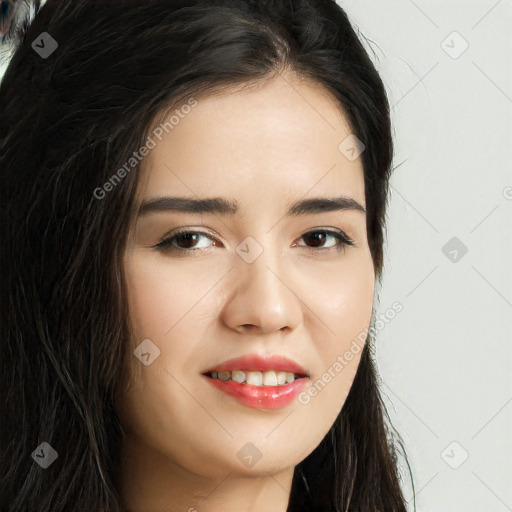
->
<box><xmin>154</xmin><ymin>230</ymin><xmax>216</xmax><ymax>254</ymax></box>
<box><xmin>297</xmin><ymin>230</ymin><xmax>355</xmax><ymax>253</ymax></box>
<box><xmin>153</xmin><ymin>228</ymin><xmax>355</xmax><ymax>255</ymax></box>
<box><xmin>172</xmin><ymin>232</ymin><xmax>206</xmax><ymax>249</ymax></box>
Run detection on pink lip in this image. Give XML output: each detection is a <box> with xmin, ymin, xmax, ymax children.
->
<box><xmin>204</xmin><ymin>377</ymin><xmax>308</xmax><ymax>410</ymax></box>
<box><xmin>203</xmin><ymin>354</ymin><xmax>308</xmax><ymax>376</ymax></box>
<box><xmin>202</xmin><ymin>354</ymin><xmax>309</xmax><ymax>410</ymax></box>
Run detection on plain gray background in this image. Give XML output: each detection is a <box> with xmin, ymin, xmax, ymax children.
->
<box><xmin>1</xmin><ymin>1</ymin><xmax>511</xmax><ymax>511</ymax></box>
<box><xmin>342</xmin><ymin>1</ymin><xmax>512</xmax><ymax>511</ymax></box>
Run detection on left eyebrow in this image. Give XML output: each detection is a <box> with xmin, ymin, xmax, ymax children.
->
<box><xmin>137</xmin><ymin>195</ymin><xmax>366</xmax><ymax>217</ymax></box>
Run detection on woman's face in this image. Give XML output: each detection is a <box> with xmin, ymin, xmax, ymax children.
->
<box><xmin>117</xmin><ymin>74</ymin><xmax>375</xmax><ymax>479</ymax></box>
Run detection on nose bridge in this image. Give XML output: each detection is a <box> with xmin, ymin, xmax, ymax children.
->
<box><xmin>241</xmin><ymin>239</ymin><xmax>286</xmax><ymax>306</ymax></box>
<box><xmin>241</xmin><ymin>243</ymin><xmax>281</xmax><ymax>293</ymax></box>
<box><xmin>222</xmin><ymin>236</ymin><xmax>302</xmax><ymax>334</ymax></box>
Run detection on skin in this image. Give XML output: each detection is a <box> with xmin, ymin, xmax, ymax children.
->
<box><xmin>116</xmin><ymin>71</ymin><xmax>375</xmax><ymax>512</ymax></box>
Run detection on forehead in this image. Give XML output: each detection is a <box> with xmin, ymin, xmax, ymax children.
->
<box><xmin>136</xmin><ymin>74</ymin><xmax>365</xmax><ymax>210</ymax></box>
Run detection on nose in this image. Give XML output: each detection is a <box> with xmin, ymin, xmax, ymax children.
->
<box><xmin>220</xmin><ymin>250</ymin><xmax>303</xmax><ymax>335</ymax></box>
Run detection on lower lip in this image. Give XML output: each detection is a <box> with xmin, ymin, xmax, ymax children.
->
<box><xmin>204</xmin><ymin>376</ymin><xmax>308</xmax><ymax>410</ymax></box>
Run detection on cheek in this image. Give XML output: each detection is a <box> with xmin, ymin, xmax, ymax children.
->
<box><xmin>123</xmin><ymin>253</ymin><xmax>203</xmax><ymax>338</ymax></box>
<box><xmin>297</xmin><ymin>252</ymin><xmax>375</xmax><ymax>425</ymax></box>
<box><xmin>117</xmin><ymin>256</ymin><xmax>220</xmax><ymax>470</ymax></box>
<box><xmin>301</xmin><ymin>249</ymin><xmax>375</xmax><ymax>346</ymax></box>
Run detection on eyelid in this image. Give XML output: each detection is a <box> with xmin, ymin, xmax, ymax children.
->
<box><xmin>152</xmin><ymin>227</ymin><xmax>219</xmax><ymax>251</ymax></box>
<box><xmin>153</xmin><ymin>226</ymin><xmax>356</xmax><ymax>253</ymax></box>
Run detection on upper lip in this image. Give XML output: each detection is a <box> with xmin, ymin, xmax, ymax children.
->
<box><xmin>203</xmin><ymin>354</ymin><xmax>309</xmax><ymax>376</ymax></box>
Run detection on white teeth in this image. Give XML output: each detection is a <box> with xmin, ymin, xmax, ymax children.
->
<box><xmin>231</xmin><ymin>370</ymin><xmax>245</xmax><ymax>383</ymax></box>
<box><xmin>262</xmin><ymin>370</ymin><xmax>278</xmax><ymax>386</ymax></box>
<box><xmin>246</xmin><ymin>371</ymin><xmax>263</xmax><ymax>386</ymax></box>
<box><xmin>277</xmin><ymin>371</ymin><xmax>287</xmax><ymax>385</ymax></box>
<box><xmin>209</xmin><ymin>369</ymin><xmax>301</xmax><ymax>386</ymax></box>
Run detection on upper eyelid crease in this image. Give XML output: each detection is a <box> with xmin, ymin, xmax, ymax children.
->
<box><xmin>137</xmin><ymin>196</ymin><xmax>366</xmax><ymax>217</ymax></box>
<box><xmin>154</xmin><ymin>228</ymin><xmax>355</xmax><ymax>252</ymax></box>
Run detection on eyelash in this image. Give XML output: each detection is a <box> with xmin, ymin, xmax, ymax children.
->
<box><xmin>153</xmin><ymin>228</ymin><xmax>355</xmax><ymax>255</ymax></box>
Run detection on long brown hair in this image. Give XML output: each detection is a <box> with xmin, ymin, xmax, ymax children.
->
<box><xmin>1</xmin><ymin>1</ymin><xmax>414</xmax><ymax>510</ymax></box>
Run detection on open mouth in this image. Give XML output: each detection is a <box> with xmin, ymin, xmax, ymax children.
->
<box><xmin>201</xmin><ymin>353</ymin><xmax>310</xmax><ymax>409</ymax></box>
<box><xmin>202</xmin><ymin>370</ymin><xmax>309</xmax><ymax>410</ymax></box>
<box><xmin>203</xmin><ymin>370</ymin><xmax>308</xmax><ymax>387</ymax></box>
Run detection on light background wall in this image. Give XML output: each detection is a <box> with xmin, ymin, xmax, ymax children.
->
<box><xmin>1</xmin><ymin>1</ymin><xmax>511</xmax><ymax>511</ymax></box>
<box><xmin>340</xmin><ymin>1</ymin><xmax>512</xmax><ymax>511</ymax></box>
